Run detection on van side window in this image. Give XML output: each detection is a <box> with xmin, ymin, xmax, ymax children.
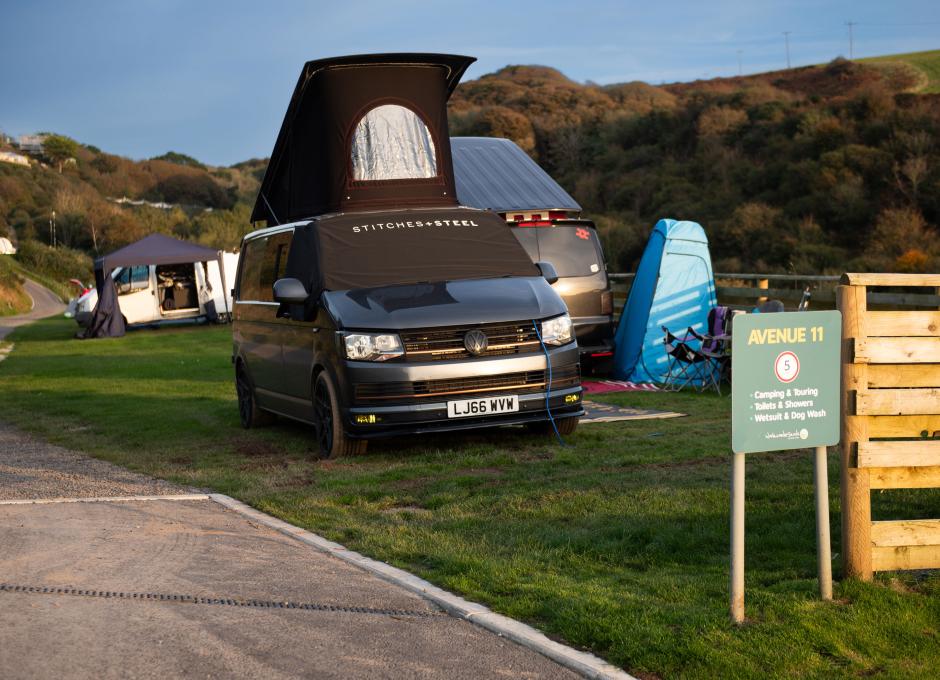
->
<box><xmin>237</xmin><ymin>236</ymin><xmax>268</xmax><ymax>302</ymax></box>
<box><xmin>350</xmin><ymin>104</ymin><xmax>437</xmax><ymax>181</ymax></box>
<box><xmin>259</xmin><ymin>231</ymin><xmax>293</xmax><ymax>301</ymax></box>
<box><xmin>129</xmin><ymin>265</ymin><xmax>149</xmax><ymax>290</ymax></box>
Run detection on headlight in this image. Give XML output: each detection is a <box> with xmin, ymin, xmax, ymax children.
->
<box><xmin>343</xmin><ymin>332</ymin><xmax>404</xmax><ymax>361</ymax></box>
<box><xmin>540</xmin><ymin>314</ymin><xmax>573</xmax><ymax>346</ymax></box>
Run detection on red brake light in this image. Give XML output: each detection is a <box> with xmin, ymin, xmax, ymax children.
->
<box><xmin>517</xmin><ymin>221</ymin><xmax>552</xmax><ymax>227</ymax></box>
<box><xmin>548</xmin><ymin>211</ymin><xmax>568</xmax><ymax>220</ymax></box>
<box><xmin>601</xmin><ymin>291</ymin><xmax>613</xmax><ymax>315</ymax></box>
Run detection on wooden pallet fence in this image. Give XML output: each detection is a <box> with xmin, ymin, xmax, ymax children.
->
<box><xmin>838</xmin><ymin>272</ymin><xmax>940</xmax><ymax>580</ymax></box>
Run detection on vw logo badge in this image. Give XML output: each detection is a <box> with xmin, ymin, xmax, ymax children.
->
<box><xmin>463</xmin><ymin>329</ymin><xmax>488</xmax><ymax>356</ymax></box>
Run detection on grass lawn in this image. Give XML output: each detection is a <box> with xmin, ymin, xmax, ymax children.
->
<box><xmin>1</xmin><ymin>318</ymin><xmax>938</xmax><ymax>678</ymax></box>
<box><xmin>861</xmin><ymin>49</ymin><xmax>940</xmax><ymax>93</ymax></box>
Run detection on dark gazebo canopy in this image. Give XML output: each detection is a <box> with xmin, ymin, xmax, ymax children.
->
<box><xmin>251</xmin><ymin>53</ymin><xmax>475</xmax><ymax>226</ymax></box>
<box><xmin>94</xmin><ymin>233</ymin><xmax>221</xmax><ymax>271</ymax></box>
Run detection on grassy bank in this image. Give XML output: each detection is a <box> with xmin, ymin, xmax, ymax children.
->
<box><xmin>861</xmin><ymin>48</ymin><xmax>940</xmax><ymax>93</ymax></box>
<box><xmin>1</xmin><ymin>318</ymin><xmax>938</xmax><ymax>678</ymax></box>
<box><xmin>0</xmin><ymin>256</ymin><xmax>32</xmax><ymax>316</ymax></box>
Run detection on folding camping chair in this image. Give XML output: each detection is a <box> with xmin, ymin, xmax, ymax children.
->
<box><xmin>660</xmin><ymin>326</ymin><xmax>713</xmax><ymax>392</ymax></box>
<box><xmin>686</xmin><ymin>306</ymin><xmax>732</xmax><ymax>394</ymax></box>
<box><xmin>660</xmin><ymin>305</ymin><xmax>733</xmax><ymax>394</ymax></box>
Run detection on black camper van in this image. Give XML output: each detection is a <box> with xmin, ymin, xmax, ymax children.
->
<box><xmin>233</xmin><ymin>54</ymin><xmax>583</xmax><ymax>457</ymax></box>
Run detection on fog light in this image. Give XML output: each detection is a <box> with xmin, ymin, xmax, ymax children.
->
<box><xmin>565</xmin><ymin>394</ymin><xmax>580</xmax><ymax>404</ymax></box>
<box><xmin>355</xmin><ymin>414</ymin><xmax>379</xmax><ymax>424</ymax></box>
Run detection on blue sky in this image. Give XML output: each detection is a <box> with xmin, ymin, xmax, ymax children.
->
<box><xmin>1</xmin><ymin>0</ymin><xmax>937</xmax><ymax>166</ymax></box>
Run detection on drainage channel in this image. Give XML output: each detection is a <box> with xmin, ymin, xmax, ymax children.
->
<box><xmin>0</xmin><ymin>583</ymin><xmax>444</xmax><ymax>619</ymax></box>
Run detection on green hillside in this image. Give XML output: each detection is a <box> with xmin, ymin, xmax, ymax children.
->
<box><xmin>861</xmin><ymin>49</ymin><xmax>940</xmax><ymax>93</ymax></box>
<box><xmin>2</xmin><ymin>49</ymin><xmax>938</xmax><ymax>284</ymax></box>
<box><xmin>451</xmin><ymin>55</ymin><xmax>940</xmax><ymax>274</ymax></box>
<box><xmin>0</xmin><ymin>138</ymin><xmax>264</xmax><ymax>289</ymax></box>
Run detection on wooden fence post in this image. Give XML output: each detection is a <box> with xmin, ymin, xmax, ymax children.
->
<box><xmin>837</xmin><ymin>283</ymin><xmax>872</xmax><ymax>580</ymax></box>
<box><xmin>757</xmin><ymin>278</ymin><xmax>769</xmax><ymax>304</ymax></box>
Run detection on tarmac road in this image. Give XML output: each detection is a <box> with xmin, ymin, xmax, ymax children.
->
<box><xmin>0</xmin><ymin>433</ymin><xmax>579</xmax><ymax>678</ymax></box>
<box><xmin>0</xmin><ymin>278</ymin><xmax>66</xmax><ymax>341</ymax></box>
<box><xmin>0</xmin><ymin>278</ymin><xmax>590</xmax><ymax>680</ymax></box>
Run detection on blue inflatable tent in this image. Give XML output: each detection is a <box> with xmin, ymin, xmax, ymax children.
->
<box><xmin>612</xmin><ymin>219</ymin><xmax>716</xmax><ymax>384</ymax></box>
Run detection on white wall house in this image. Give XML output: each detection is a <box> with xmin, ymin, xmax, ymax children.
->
<box><xmin>17</xmin><ymin>134</ymin><xmax>46</xmax><ymax>155</ymax></box>
<box><xmin>0</xmin><ymin>237</ymin><xmax>16</xmax><ymax>255</ymax></box>
<box><xmin>0</xmin><ymin>151</ymin><xmax>30</xmax><ymax>167</ymax></box>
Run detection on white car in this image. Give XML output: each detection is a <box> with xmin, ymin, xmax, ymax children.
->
<box><xmin>74</xmin><ymin>253</ymin><xmax>238</xmax><ymax>327</ymax></box>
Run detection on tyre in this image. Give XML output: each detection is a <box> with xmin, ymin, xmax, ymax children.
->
<box><xmin>235</xmin><ymin>364</ymin><xmax>274</xmax><ymax>429</ymax></box>
<box><xmin>526</xmin><ymin>416</ymin><xmax>580</xmax><ymax>436</ymax></box>
<box><xmin>313</xmin><ymin>371</ymin><xmax>367</xmax><ymax>458</ymax></box>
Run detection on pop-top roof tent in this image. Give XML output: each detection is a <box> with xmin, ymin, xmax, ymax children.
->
<box><xmin>450</xmin><ymin>137</ymin><xmax>581</xmax><ymax>214</ymax></box>
<box><xmin>81</xmin><ymin>233</ymin><xmax>229</xmax><ymax>339</ymax></box>
<box><xmin>247</xmin><ymin>53</ymin><xmax>540</xmax><ymax>323</ymax></box>
<box><xmin>611</xmin><ymin>219</ymin><xmax>717</xmax><ymax>384</ymax></box>
<box><xmin>252</xmin><ymin>53</ymin><xmax>476</xmax><ymax>226</ymax></box>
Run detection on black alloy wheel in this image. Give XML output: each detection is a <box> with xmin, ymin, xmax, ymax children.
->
<box><xmin>235</xmin><ymin>365</ymin><xmax>272</xmax><ymax>429</ymax></box>
<box><xmin>313</xmin><ymin>372</ymin><xmax>367</xmax><ymax>458</ymax></box>
<box><xmin>313</xmin><ymin>377</ymin><xmax>334</xmax><ymax>455</ymax></box>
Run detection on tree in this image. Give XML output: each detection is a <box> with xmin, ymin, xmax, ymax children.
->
<box><xmin>42</xmin><ymin>135</ymin><xmax>79</xmax><ymax>173</ymax></box>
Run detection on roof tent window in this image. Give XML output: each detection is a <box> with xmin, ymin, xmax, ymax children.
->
<box><xmin>350</xmin><ymin>104</ymin><xmax>438</xmax><ymax>181</ymax></box>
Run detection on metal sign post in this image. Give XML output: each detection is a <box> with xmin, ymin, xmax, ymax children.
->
<box><xmin>730</xmin><ymin>310</ymin><xmax>841</xmax><ymax>623</ymax></box>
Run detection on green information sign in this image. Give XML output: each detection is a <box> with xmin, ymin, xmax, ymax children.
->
<box><xmin>731</xmin><ymin>310</ymin><xmax>842</xmax><ymax>454</ymax></box>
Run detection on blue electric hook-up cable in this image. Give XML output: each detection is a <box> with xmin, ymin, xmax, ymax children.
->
<box><xmin>532</xmin><ymin>320</ymin><xmax>566</xmax><ymax>446</ymax></box>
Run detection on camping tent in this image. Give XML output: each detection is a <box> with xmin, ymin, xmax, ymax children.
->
<box><xmin>612</xmin><ymin>219</ymin><xmax>716</xmax><ymax>384</ymax></box>
<box><xmin>82</xmin><ymin>233</ymin><xmax>228</xmax><ymax>339</ymax></box>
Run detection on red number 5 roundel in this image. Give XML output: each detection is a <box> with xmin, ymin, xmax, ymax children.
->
<box><xmin>774</xmin><ymin>351</ymin><xmax>800</xmax><ymax>383</ymax></box>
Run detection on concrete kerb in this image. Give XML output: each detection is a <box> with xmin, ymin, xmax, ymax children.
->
<box><xmin>208</xmin><ymin>493</ymin><xmax>636</xmax><ymax>680</ymax></box>
<box><xmin>0</xmin><ymin>494</ymin><xmax>211</xmax><ymax>505</ymax></box>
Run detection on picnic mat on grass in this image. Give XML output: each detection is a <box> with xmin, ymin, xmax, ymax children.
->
<box><xmin>582</xmin><ymin>379</ymin><xmax>661</xmax><ymax>395</ymax></box>
<box><xmin>580</xmin><ymin>399</ymin><xmax>685</xmax><ymax>424</ymax></box>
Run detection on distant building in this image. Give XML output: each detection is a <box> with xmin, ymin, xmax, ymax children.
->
<box><xmin>17</xmin><ymin>134</ymin><xmax>46</xmax><ymax>154</ymax></box>
<box><xmin>0</xmin><ymin>237</ymin><xmax>16</xmax><ymax>255</ymax></box>
<box><xmin>0</xmin><ymin>151</ymin><xmax>30</xmax><ymax>167</ymax></box>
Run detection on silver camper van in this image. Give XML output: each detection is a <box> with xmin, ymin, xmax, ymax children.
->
<box><xmin>232</xmin><ymin>54</ymin><xmax>583</xmax><ymax>457</ymax></box>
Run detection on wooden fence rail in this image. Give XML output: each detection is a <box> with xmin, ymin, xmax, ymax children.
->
<box><xmin>838</xmin><ymin>272</ymin><xmax>940</xmax><ymax>580</ymax></box>
<box><xmin>608</xmin><ymin>272</ymin><xmax>940</xmax><ymax>314</ymax></box>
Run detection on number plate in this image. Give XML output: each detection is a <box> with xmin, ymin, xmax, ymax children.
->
<box><xmin>447</xmin><ymin>395</ymin><xmax>519</xmax><ymax>418</ymax></box>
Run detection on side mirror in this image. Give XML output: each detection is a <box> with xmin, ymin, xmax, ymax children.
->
<box><xmin>536</xmin><ymin>261</ymin><xmax>559</xmax><ymax>285</ymax></box>
<box><xmin>273</xmin><ymin>277</ymin><xmax>309</xmax><ymax>305</ymax></box>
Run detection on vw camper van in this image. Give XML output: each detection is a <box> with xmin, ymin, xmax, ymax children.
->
<box><xmin>232</xmin><ymin>54</ymin><xmax>583</xmax><ymax>457</ymax></box>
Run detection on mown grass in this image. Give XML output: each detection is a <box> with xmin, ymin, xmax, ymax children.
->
<box><xmin>861</xmin><ymin>49</ymin><xmax>940</xmax><ymax>93</ymax></box>
<box><xmin>1</xmin><ymin>318</ymin><xmax>938</xmax><ymax>678</ymax></box>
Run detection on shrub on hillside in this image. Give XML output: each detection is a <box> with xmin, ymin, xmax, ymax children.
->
<box><xmin>148</xmin><ymin>174</ymin><xmax>235</xmax><ymax>209</ymax></box>
<box><xmin>15</xmin><ymin>239</ymin><xmax>94</xmax><ymax>286</ymax></box>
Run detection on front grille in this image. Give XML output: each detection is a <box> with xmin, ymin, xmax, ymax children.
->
<box><xmin>400</xmin><ymin>321</ymin><xmax>542</xmax><ymax>361</ymax></box>
<box><xmin>354</xmin><ymin>364</ymin><xmax>580</xmax><ymax>404</ymax></box>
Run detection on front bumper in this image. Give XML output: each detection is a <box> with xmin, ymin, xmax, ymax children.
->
<box><xmin>347</xmin><ymin>386</ymin><xmax>583</xmax><ymax>438</ymax></box>
<box><xmin>341</xmin><ymin>342</ymin><xmax>582</xmax><ymax>438</ymax></box>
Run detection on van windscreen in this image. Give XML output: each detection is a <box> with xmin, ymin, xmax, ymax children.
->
<box><xmin>512</xmin><ymin>226</ymin><xmax>603</xmax><ymax>278</ymax></box>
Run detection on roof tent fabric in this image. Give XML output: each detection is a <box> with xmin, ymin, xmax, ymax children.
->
<box><xmin>252</xmin><ymin>53</ymin><xmax>475</xmax><ymax>226</ymax></box>
<box><xmin>451</xmin><ymin>137</ymin><xmax>581</xmax><ymax>214</ymax></box>
<box><xmin>284</xmin><ymin>208</ymin><xmax>539</xmax><ymax>296</ymax></box>
<box><xmin>612</xmin><ymin>219</ymin><xmax>717</xmax><ymax>384</ymax></box>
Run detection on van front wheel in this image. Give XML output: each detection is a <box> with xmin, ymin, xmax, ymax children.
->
<box><xmin>313</xmin><ymin>372</ymin><xmax>367</xmax><ymax>458</ymax></box>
